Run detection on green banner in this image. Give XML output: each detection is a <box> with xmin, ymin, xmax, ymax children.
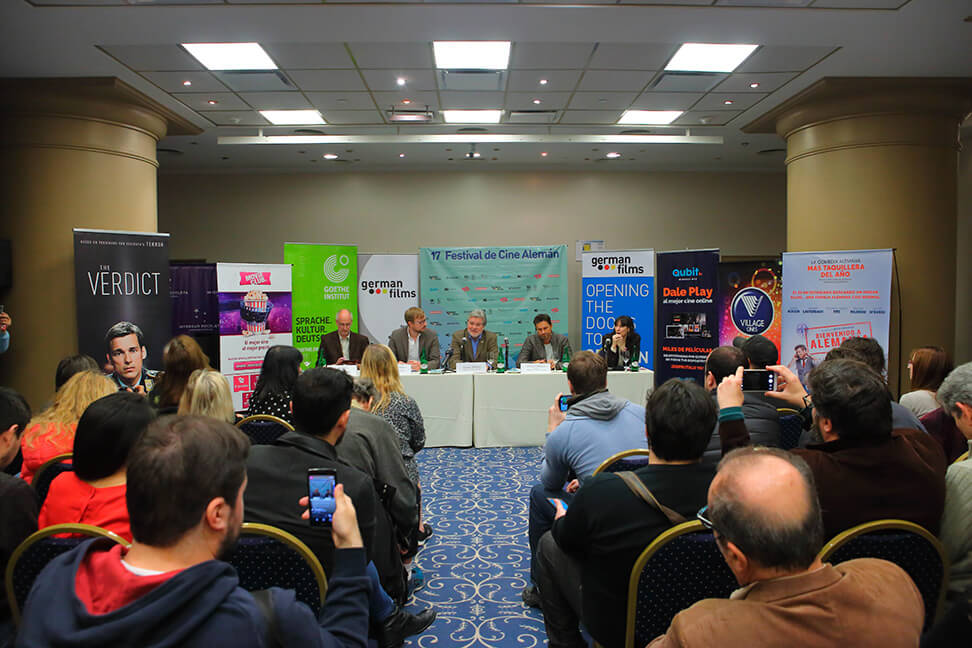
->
<box><xmin>284</xmin><ymin>242</ymin><xmax>358</xmax><ymax>368</ymax></box>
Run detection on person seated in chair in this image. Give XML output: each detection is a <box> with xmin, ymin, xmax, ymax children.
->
<box><xmin>318</xmin><ymin>309</ymin><xmax>370</xmax><ymax>366</ymax></box>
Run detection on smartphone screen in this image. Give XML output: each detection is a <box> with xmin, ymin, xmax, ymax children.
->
<box><xmin>558</xmin><ymin>395</ymin><xmax>570</xmax><ymax>412</ymax></box>
<box><xmin>307</xmin><ymin>468</ymin><xmax>337</xmax><ymax>527</ymax></box>
<box><xmin>547</xmin><ymin>498</ymin><xmax>568</xmax><ymax>510</ymax></box>
<box><xmin>742</xmin><ymin>369</ymin><xmax>776</xmax><ymax>392</ymax></box>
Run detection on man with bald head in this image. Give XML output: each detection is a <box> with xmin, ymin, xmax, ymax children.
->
<box><xmin>318</xmin><ymin>309</ymin><xmax>370</xmax><ymax>366</ymax></box>
<box><xmin>649</xmin><ymin>446</ymin><xmax>925</xmax><ymax>647</ymax></box>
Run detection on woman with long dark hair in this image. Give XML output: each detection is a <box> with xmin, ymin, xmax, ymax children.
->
<box><xmin>149</xmin><ymin>335</ymin><xmax>211</xmax><ymax>414</ymax></box>
<box><xmin>901</xmin><ymin>346</ymin><xmax>953</xmax><ymax>418</ymax></box>
<box><xmin>598</xmin><ymin>315</ymin><xmax>641</xmax><ymax>370</ymax></box>
<box><xmin>246</xmin><ymin>345</ymin><xmax>303</xmax><ymax>423</ymax></box>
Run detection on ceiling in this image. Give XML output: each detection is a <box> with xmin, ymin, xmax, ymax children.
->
<box><xmin>3</xmin><ymin>0</ymin><xmax>971</xmax><ymax>172</ymax></box>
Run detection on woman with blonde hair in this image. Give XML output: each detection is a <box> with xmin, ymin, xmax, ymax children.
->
<box><xmin>149</xmin><ymin>335</ymin><xmax>211</xmax><ymax>414</ymax></box>
<box><xmin>177</xmin><ymin>369</ymin><xmax>236</xmax><ymax>424</ymax></box>
<box><xmin>20</xmin><ymin>370</ymin><xmax>115</xmax><ymax>484</ymax></box>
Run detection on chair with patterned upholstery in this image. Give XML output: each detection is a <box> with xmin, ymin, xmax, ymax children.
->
<box><xmin>31</xmin><ymin>453</ymin><xmax>73</xmax><ymax>504</ymax></box>
<box><xmin>593</xmin><ymin>449</ymin><xmax>653</xmax><ymax>476</ymax></box>
<box><xmin>225</xmin><ymin>522</ymin><xmax>328</xmax><ymax>614</ymax></box>
<box><xmin>235</xmin><ymin>415</ymin><xmax>294</xmax><ymax>445</ymax></box>
<box><xmin>5</xmin><ymin>523</ymin><xmax>130</xmax><ymax>625</ymax></box>
<box><xmin>817</xmin><ymin>519</ymin><xmax>947</xmax><ymax>631</ymax></box>
<box><xmin>624</xmin><ymin>520</ymin><xmax>737</xmax><ymax>648</ymax></box>
<box><xmin>776</xmin><ymin>408</ymin><xmax>803</xmax><ymax>450</ymax></box>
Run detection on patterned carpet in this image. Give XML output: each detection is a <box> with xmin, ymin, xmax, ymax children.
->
<box><xmin>408</xmin><ymin>447</ymin><xmax>547</xmax><ymax>648</ymax></box>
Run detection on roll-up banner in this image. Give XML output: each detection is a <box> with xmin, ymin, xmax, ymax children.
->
<box><xmin>655</xmin><ymin>249</ymin><xmax>720</xmax><ymax>385</ymax></box>
<box><xmin>358</xmin><ymin>254</ymin><xmax>419</xmax><ymax>344</ymax></box>
<box><xmin>718</xmin><ymin>259</ymin><xmax>783</xmax><ymax>361</ymax></box>
<box><xmin>170</xmin><ymin>262</ymin><xmax>219</xmax><ymax>368</ymax></box>
<box><xmin>73</xmin><ymin>229</ymin><xmax>171</xmax><ymax>371</ymax></box>
<box><xmin>284</xmin><ymin>243</ymin><xmax>358</xmax><ymax>369</ymax></box>
<box><xmin>217</xmin><ymin>263</ymin><xmax>292</xmax><ymax>411</ymax></box>
<box><xmin>419</xmin><ymin>245</ymin><xmax>568</xmax><ymax>364</ymax></box>
<box><xmin>580</xmin><ymin>249</ymin><xmax>655</xmax><ymax>368</ymax></box>
<box><xmin>781</xmin><ymin>249</ymin><xmax>893</xmax><ymax>386</ymax></box>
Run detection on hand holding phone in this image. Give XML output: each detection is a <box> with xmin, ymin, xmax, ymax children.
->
<box><xmin>558</xmin><ymin>394</ymin><xmax>570</xmax><ymax>412</ymax></box>
<box><xmin>308</xmin><ymin>468</ymin><xmax>337</xmax><ymax>527</ymax></box>
<box><xmin>742</xmin><ymin>369</ymin><xmax>776</xmax><ymax>392</ymax></box>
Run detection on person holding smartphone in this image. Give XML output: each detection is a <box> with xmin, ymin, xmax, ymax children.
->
<box><xmin>0</xmin><ymin>308</ymin><xmax>10</xmax><ymax>354</ymax></box>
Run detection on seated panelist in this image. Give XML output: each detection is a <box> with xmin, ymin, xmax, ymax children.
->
<box><xmin>317</xmin><ymin>308</ymin><xmax>370</xmax><ymax>366</ymax></box>
<box><xmin>518</xmin><ymin>313</ymin><xmax>571</xmax><ymax>369</ymax></box>
<box><xmin>447</xmin><ymin>309</ymin><xmax>498</xmax><ymax>370</ymax></box>
<box><xmin>387</xmin><ymin>307</ymin><xmax>440</xmax><ymax>371</ymax></box>
<box><xmin>599</xmin><ymin>315</ymin><xmax>641</xmax><ymax>370</ymax></box>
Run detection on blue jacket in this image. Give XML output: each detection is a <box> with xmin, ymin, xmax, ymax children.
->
<box><xmin>16</xmin><ymin>538</ymin><xmax>369</xmax><ymax>648</ymax></box>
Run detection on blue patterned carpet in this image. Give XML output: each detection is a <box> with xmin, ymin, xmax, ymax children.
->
<box><xmin>407</xmin><ymin>447</ymin><xmax>547</xmax><ymax>648</ymax></box>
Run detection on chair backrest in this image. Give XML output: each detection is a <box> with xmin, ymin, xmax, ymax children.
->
<box><xmin>226</xmin><ymin>522</ymin><xmax>327</xmax><ymax>614</ymax></box>
<box><xmin>625</xmin><ymin>520</ymin><xmax>737</xmax><ymax>648</ymax></box>
<box><xmin>817</xmin><ymin>519</ymin><xmax>947</xmax><ymax>631</ymax></box>
<box><xmin>31</xmin><ymin>453</ymin><xmax>73</xmax><ymax>502</ymax></box>
<box><xmin>5</xmin><ymin>523</ymin><xmax>130</xmax><ymax>626</ymax></box>
<box><xmin>235</xmin><ymin>415</ymin><xmax>294</xmax><ymax>445</ymax></box>
<box><xmin>777</xmin><ymin>412</ymin><xmax>804</xmax><ymax>450</ymax></box>
<box><xmin>594</xmin><ymin>449</ymin><xmax>652</xmax><ymax>476</ymax></box>
<box><xmin>954</xmin><ymin>450</ymin><xmax>969</xmax><ymax>464</ymax></box>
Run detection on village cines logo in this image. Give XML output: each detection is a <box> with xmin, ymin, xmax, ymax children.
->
<box><xmin>731</xmin><ymin>287</ymin><xmax>774</xmax><ymax>335</ymax></box>
<box><xmin>323</xmin><ymin>254</ymin><xmax>351</xmax><ymax>283</ymax></box>
<box><xmin>361</xmin><ymin>279</ymin><xmax>417</xmax><ymax>299</ymax></box>
<box><xmin>590</xmin><ymin>255</ymin><xmax>645</xmax><ymax>275</ymax></box>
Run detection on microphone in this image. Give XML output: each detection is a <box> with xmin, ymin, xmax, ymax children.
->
<box><xmin>461</xmin><ymin>336</ymin><xmax>467</xmax><ymax>362</ymax></box>
<box><xmin>442</xmin><ymin>345</ymin><xmax>455</xmax><ymax>371</ymax></box>
<box><xmin>603</xmin><ymin>334</ymin><xmax>613</xmax><ymax>349</ymax></box>
<box><xmin>503</xmin><ymin>337</ymin><xmax>509</xmax><ymax>366</ymax></box>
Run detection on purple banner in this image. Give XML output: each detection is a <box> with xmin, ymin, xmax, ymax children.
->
<box><xmin>170</xmin><ymin>263</ymin><xmax>218</xmax><ymax>336</ymax></box>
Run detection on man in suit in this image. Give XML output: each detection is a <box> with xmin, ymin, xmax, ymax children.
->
<box><xmin>447</xmin><ymin>309</ymin><xmax>498</xmax><ymax>370</ymax></box>
<box><xmin>387</xmin><ymin>307</ymin><xmax>440</xmax><ymax>371</ymax></box>
<box><xmin>317</xmin><ymin>308</ymin><xmax>370</xmax><ymax>366</ymax></box>
<box><xmin>648</xmin><ymin>446</ymin><xmax>924</xmax><ymax>648</ymax></box>
<box><xmin>517</xmin><ymin>313</ymin><xmax>571</xmax><ymax>369</ymax></box>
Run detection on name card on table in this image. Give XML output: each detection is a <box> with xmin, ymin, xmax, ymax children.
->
<box><xmin>332</xmin><ymin>364</ymin><xmax>359</xmax><ymax>377</ymax></box>
<box><xmin>398</xmin><ymin>363</ymin><xmax>413</xmax><ymax>375</ymax></box>
<box><xmin>520</xmin><ymin>363</ymin><xmax>553</xmax><ymax>374</ymax></box>
<box><xmin>456</xmin><ymin>362</ymin><xmax>488</xmax><ymax>374</ymax></box>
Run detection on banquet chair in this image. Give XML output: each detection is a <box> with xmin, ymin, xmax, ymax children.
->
<box><xmin>236</xmin><ymin>415</ymin><xmax>294</xmax><ymax>445</ymax></box>
<box><xmin>31</xmin><ymin>453</ymin><xmax>73</xmax><ymax>504</ymax></box>
<box><xmin>776</xmin><ymin>408</ymin><xmax>804</xmax><ymax>450</ymax></box>
<box><xmin>954</xmin><ymin>450</ymin><xmax>969</xmax><ymax>464</ymax></box>
<box><xmin>593</xmin><ymin>449</ymin><xmax>653</xmax><ymax>476</ymax></box>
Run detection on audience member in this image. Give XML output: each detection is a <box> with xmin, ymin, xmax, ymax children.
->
<box><xmin>149</xmin><ymin>335</ymin><xmax>211</xmax><ymax>414</ymax></box>
<box><xmin>16</xmin><ymin>414</ymin><xmax>371</xmax><ymax>648</ymax></box>
<box><xmin>702</xmin><ymin>345</ymin><xmax>745</xmax><ymax>463</ymax></box>
<box><xmin>518</xmin><ymin>314</ymin><xmax>572</xmax><ymax>369</ymax></box>
<box><xmin>318</xmin><ymin>309</ymin><xmax>370</xmax><ymax>366</ymax></box>
<box><xmin>901</xmin><ymin>345</ymin><xmax>953</xmax><ymax>418</ymax></box>
<box><xmin>20</xmin><ymin>370</ymin><xmax>114</xmax><ymax>483</ymax></box>
<box><xmin>536</xmin><ymin>378</ymin><xmax>716</xmax><ymax>648</ymax></box>
<box><xmin>447</xmin><ymin>309</ymin><xmax>498</xmax><ymax>369</ymax></box>
<box><xmin>838</xmin><ymin>336</ymin><xmax>926</xmax><ymax>432</ymax></box>
<box><xmin>786</xmin><ymin>343</ymin><xmax>816</xmax><ymax>390</ymax></box>
<box><xmin>178</xmin><ymin>369</ymin><xmax>236</xmax><ymax>424</ymax></box>
<box><xmin>105</xmin><ymin>321</ymin><xmax>157</xmax><ymax>393</ymax></box>
<box><xmin>0</xmin><ymin>309</ymin><xmax>10</xmax><ymax>354</ymax></box>
<box><xmin>737</xmin><ymin>334</ymin><xmax>783</xmax><ymax>444</ymax></box>
<box><xmin>38</xmin><ymin>391</ymin><xmax>156</xmax><ymax>541</ymax></box>
<box><xmin>718</xmin><ymin>360</ymin><xmax>946</xmax><ymax>536</ymax></box>
<box><xmin>598</xmin><ymin>315</ymin><xmax>640</xmax><ymax>370</ymax></box>
<box><xmin>648</xmin><ymin>447</ymin><xmax>924</xmax><ymax>647</ymax></box>
<box><xmin>523</xmin><ymin>351</ymin><xmax>647</xmax><ymax>608</ymax></box>
<box><xmin>387</xmin><ymin>307</ymin><xmax>440</xmax><ymax>371</ymax></box>
<box><xmin>246</xmin><ymin>345</ymin><xmax>301</xmax><ymax>423</ymax></box>
<box><xmin>54</xmin><ymin>354</ymin><xmax>99</xmax><ymax>392</ymax></box>
<box><xmin>937</xmin><ymin>362</ymin><xmax>972</xmax><ymax>602</ymax></box>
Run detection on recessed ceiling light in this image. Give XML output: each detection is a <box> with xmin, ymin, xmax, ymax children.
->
<box><xmin>723</xmin><ymin>100</ymin><xmax>734</xmax><ymax>105</ymax></box>
<box><xmin>605</xmin><ymin>152</ymin><xmax>622</xmax><ymax>159</ymax></box>
<box><xmin>749</xmin><ymin>82</ymin><xmax>760</xmax><ymax>89</ymax></box>
<box><xmin>617</xmin><ymin>110</ymin><xmax>683</xmax><ymax>125</ymax></box>
<box><xmin>665</xmin><ymin>43</ymin><xmax>759</xmax><ymax>73</ymax></box>
<box><xmin>396</xmin><ymin>77</ymin><xmax>407</xmax><ymax>86</ymax></box>
<box><xmin>259</xmin><ymin>110</ymin><xmax>326</xmax><ymax>125</ymax></box>
<box><xmin>433</xmin><ymin>41</ymin><xmax>511</xmax><ymax>70</ymax></box>
<box><xmin>323</xmin><ymin>153</ymin><xmax>339</xmax><ymax>160</ymax></box>
<box><xmin>532</xmin><ymin>99</ymin><xmax>542</xmax><ymax>105</ymax></box>
<box><xmin>399</xmin><ymin>153</ymin><xmax>406</xmax><ymax>158</ymax></box>
<box><xmin>539</xmin><ymin>79</ymin><xmax>548</xmax><ymax>85</ymax></box>
<box><xmin>442</xmin><ymin>110</ymin><xmax>503</xmax><ymax>124</ymax></box>
<box><xmin>388</xmin><ymin>111</ymin><xmax>433</xmax><ymax>123</ymax></box>
<box><xmin>402</xmin><ymin>99</ymin><xmax>412</xmax><ymax>105</ymax></box>
<box><xmin>540</xmin><ymin>152</ymin><xmax>548</xmax><ymax>157</ymax></box>
<box><xmin>182</xmin><ymin>80</ymin><xmax>192</xmax><ymax>87</ymax></box>
<box><xmin>207</xmin><ymin>99</ymin><xmax>218</xmax><ymax>105</ymax></box>
<box><xmin>181</xmin><ymin>42</ymin><xmax>277</xmax><ymax>71</ymax></box>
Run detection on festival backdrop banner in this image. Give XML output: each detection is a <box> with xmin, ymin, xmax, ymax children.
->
<box><xmin>655</xmin><ymin>249</ymin><xmax>720</xmax><ymax>385</ymax></box>
<box><xmin>419</xmin><ymin>245</ymin><xmax>568</xmax><ymax>365</ymax></box>
<box><xmin>217</xmin><ymin>263</ymin><xmax>292</xmax><ymax>411</ymax></box>
<box><xmin>358</xmin><ymin>254</ymin><xmax>419</xmax><ymax>344</ymax></box>
<box><xmin>781</xmin><ymin>249</ymin><xmax>893</xmax><ymax>370</ymax></box>
<box><xmin>170</xmin><ymin>262</ymin><xmax>219</xmax><ymax>369</ymax></box>
<box><xmin>73</xmin><ymin>229</ymin><xmax>171</xmax><ymax>369</ymax></box>
<box><xmin>718</xmin><ymin>259</ymin><xmax>783</xmax><ymax>360</ymax></box>
<box><xmin>580</xmin><ymin>249</ymin><xmax>655</xmax><ymax>368</ymax></box>
<box><xmin>284</xmin><ymin>243</ymin><xmax>358</xmax><ymax>369</ymax></box>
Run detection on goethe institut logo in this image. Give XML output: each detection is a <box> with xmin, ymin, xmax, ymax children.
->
<box><xmin>324</xmin><ymin>254</ymin><xmax>351</xmax><ymax>283</ymax></box>
<box><xmin>731</xmin><ymin>286</ymin><xmax>774</xmax><ymax>335</ymax></box>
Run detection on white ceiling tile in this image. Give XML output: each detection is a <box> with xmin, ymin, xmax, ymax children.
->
<box><xmin>238</xmin><ymin>92</ymin><xmax>313</xmax><ymax>110</ymax></box>
<box><xmin>673</xmin><ymin>111</ymin><xmax>743</xmax><ymax>126</ymax></box>
<box><xmin>510</xmin><ymin>43</ymin><xmax>595</xmax><ymax>70</ymax></box>
<box><xmin>630</xmin><ymin>92</ymin><xmax>703</xmax><ymax>110</ymax></box>
<box><xmin>577</xmin><ymin>70</ymin><xmax>655</xmax><ymax>92</ymax></box>
<box><xmin>567</xmin><ymin>92</ymin><xmax>637</xmax><ymax>110</ymax></box>
<box><xmin>262</xmin><ymin>43</ymin><xmax>354</xmax><ymax>69</ymax></box>
<box><xmin>100</xmin><ymin>45</ymin><xmax>203</xmax><ymax>71</ymax></box>
<box><xmin>618</xmin><ymin>0</ymin><xmax>711</xmax><ymax>3</ymax></box>
<box><xmin>140</xmin><ymin>71</ymin><xmax>228</xmax><ymax>93</ymax></box>
<box><xmin>306</xmin><ymin>92</ymin><xmax>379</xmax><ymax>110</ymax></box>
<box><xmin>714</xmin><ymin>72</ymin><xmax>798</xmax><ymax>93</ymax></box>
<box><xmin>692</xmin><ymin>93</ymin><xmax>767</xmax><ymax>111</ymax></box>
<box><xmin>651</xmin><ymin>72</ymin><xmax>728</xmax><ymax>92</ymax></box>
<box><xmin>559</xmin><ymin>110</ymin><xmax>625</xmax><ymax>124</ymax></box>
<box><xmin>213</xmin><ymin>70</ymin><xmax>296</xmax><ymax>92</ymax></box>
<box><xmin>507</xmin><ymin>70</ymin><xmax>582</xmax><ymax>92</ymax></box>
<box><xmin>505</xmin><ymin>92</ymin><xmax>572</xmax><ymax>110</ymax></box>
<box><xmin>588</xmin><ymin>43</ymin><xmax>678</xmax><ymax>70</ymax></box>
<box><xmin>200</xmin><ymin>111</ymin><xmax>270</xmax><ymax>126</ymax></box>
<box><xmin>811</xmin><ymin>0</ymin><xmax>903</xmax><ymax>6</ymax></box>
<box><xmin>172</xmin><ymin>92</ymin><xmax>251</xmax><ymax>111</ymax></box>
<box><xmin>286</xmin><ymin>70</ymin><xmax>368</xmax><ymax>92</ymax></box>
<box><xmin>372</xmin><ymin>91</ymin><xmax>440</xmax><ymax>110</ymax></box>
<box><xmin>735</xmin><ymin>46</ymin><xmax>836</xmax><ymax>73</ymax></box>
<box><xmin>349</xmin><ymin>43</ymin><xmax>433</xmax><ymax>69</ymax></box>
<box><xmin>320</xmin><ymin>110</ymin><xmax>385</xmax><ymax>124</ymax></box>
<box><xmin>361</xmin><ymin>69</ymin><xmax>437</xmax><ymax>92</ymax></box>
<box><xmin>439</xmin><ymin>91</ymin><xmax>505</xmax><ymax>109</ymax></box>
<box><xmin>715</xmin><ymin>0</ymin><xmax>813</xmax><ymax>6</ymax></box>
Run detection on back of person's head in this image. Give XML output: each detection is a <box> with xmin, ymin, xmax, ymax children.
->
<box><xmin>839</xmin><ymin>337</ymin><xmax>886</xmax><ymax>375</ymax></box>
<box><xmin>292</xmin><ymin>368</ymin><xmax>353</xmax><ymax>437</ymax></box>
<box><xmin>808</xmin><ymin>359</ymin><xmax>891</xmax><ymax>440</ymax></box>
<box><xmin>127</xmin><ymin>415</ymin><xmax>249</xmax><ymax>547</ymax></box>
<box><xmin>710</xmin><ymin>447</ymin><xmax>824</xmax><ymax>571</ymax></box>
<box><xmin>73</xmin><ymin>392</ymin><xmax>157</xmax><ymax>481</ymax></box>
<box><xmin>937</xmin><ymin>362</ymin><xmax>972</xmax><ymax>419</ymax></box>
<box><xmin>351</xmin><ymin>377</ymin><xmax>378</xmax><ymax>410</ymax></box>
<box><xmin>154</xmin><ymin>335</ymin><xmax>210</xmax><ymax>408</ymax></box>
<box><xmin>33</xmin><ymin>370</ymin><xmax>114</xmax><ymax>426</ymax></box>
<box><xmin>705</xmin><ymin>346</ymin><xmax>746</xmax><ymax>384</ymax></box>
<box><xmin>909</xmin><ymin>346</ymin><xmax>953</xmax><ymax>392</ymax></box>
<box><xmin>567</xmin><ymin>351</ymin><xmax>608</xmax><ymax>394</ymax></box>
<box><xmin>731</xmin><ymin>336</ymin><xmax>747</xmax><ymax>350</ymax></box>
<box><xmin>824</xmin><ymin>346</ymin><xmax>866</xmax><ymax>363</ymax></box>
<box><xmin>360</xmin><ymin>344</ymin><xmax>404</xmax><ymax>412</ymax></box>
<box><xmin>0</xmin><ymin>387</ymin><xmax>31</xmax><ymax>435</ymax></box>
<box><xmin>741</xmin><ymin>335</ymin><xmax>778</xmax><ymax>369</ymax></box>
<box><xmin>54</xmin><ymin>355</ymin><xmax>100</xmax><ymax>391</ymax></box>
<box><xmin>252</xmin><ymin>345</ymin><xmax>302</xmax><ymax>403</ymax></box>
<box><xmin>177</xmin><ymin>369</ymin><xmax>235</xmax><ymax>424</ymax></box>
<box><xmin>646</xmin><ymin>379</ymin><xmax>716</xmax><ymax>462</ymax></box>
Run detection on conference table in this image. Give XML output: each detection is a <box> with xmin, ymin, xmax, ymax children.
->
<box><xmin>400</xmin><ymin>370</ymin><xmax>654</xmax><ymax>448</ymax></box>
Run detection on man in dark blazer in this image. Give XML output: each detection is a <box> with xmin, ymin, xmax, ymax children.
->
<box><xmin>387</xmin><ymin>307</ymin><xmax>440</xmax><ymax>371</ymax></box>
<box><xmin>447</xmin><ymin>309</ymin><xmax>498</xmax><ymax>370</ymax></box>
<box><xmin>517</xmin><ymin>313</ymin><xmax>572</xmax><ymax>369</ymax></box>
<box><xmin>317</xmin><ymin>308</ymin><xmax>370</xmax><ymax>365</ymax></box>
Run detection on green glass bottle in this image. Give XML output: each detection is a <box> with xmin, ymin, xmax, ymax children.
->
<box><xmin>496</xmin><ymin>338</ymin><xmax>507</xmax><ymax>373</ymax></box>
<box><xmin>420</xmin><ymin>348</ymin><xmax>429</xmax><ymax>374</ymax></box>
<box><xmin>561</xmin><ymin>346</ymin><xmax>571</xmax><ymax>372</ymax></box>
<box><xmin>317</xmin><ymin>350</ymin><xmax>327</xmax><ymax>368</ymax></box>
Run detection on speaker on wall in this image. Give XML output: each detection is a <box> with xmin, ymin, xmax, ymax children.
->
<box><xmin>0</xmin><ymin>240</ymin><xmax>10</xmax><ymax>291</ymax></box>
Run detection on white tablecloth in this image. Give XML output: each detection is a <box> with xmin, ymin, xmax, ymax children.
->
<box><xmin>400</xmin><ymin>373</ymin><xmax>474</xmax><ymax>447</ymax></box>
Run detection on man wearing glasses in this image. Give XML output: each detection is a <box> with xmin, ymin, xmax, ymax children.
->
<box><xmin>387</xmin><ymin>307</ymin><xmax>440</xmax><ymax>371</ymax></box>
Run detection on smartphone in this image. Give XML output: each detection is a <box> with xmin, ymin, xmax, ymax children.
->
<box><xmin>558</xmin><ymin>395</ymin><xmax>570</xmax><ymax>412</ymax></box>
<box><xmin>547</xmin><ymin>498</ymin><xmax>568</xmax><ymax>510</ymax></box>
<box><xmin>742</xmin><ymin>369</ymin><xmax>776</xmax><ymax>392</ymax></box>
<box><xmin>307</xmin><ymin>468</ymin><xmax>337</xmax><ymax>527</ymax></box>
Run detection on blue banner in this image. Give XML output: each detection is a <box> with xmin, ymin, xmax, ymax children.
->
<box><xmin>581</xmin><ymin>249</ymin><xmax>654</xmax><ymax>368</ymax></box>
<box><xmin>655</xmin><ymin>250</ymin><xmax>720</xmax><ymax>385</ymax></box>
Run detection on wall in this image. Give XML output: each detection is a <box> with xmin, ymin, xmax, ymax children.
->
<box><xmin>958</xmin><ymin>136</ymin><xmax>972</xmax><ymax>364</ymax></box>
<box><xmin>158</xmin><ymin>170</ymin><xmax>788</xmax><ymax>349</ymax></box>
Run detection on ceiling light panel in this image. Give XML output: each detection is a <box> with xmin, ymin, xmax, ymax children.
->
<box><xmin>259</xmin><ymin>110</ymin><xmax>326</xmax><ymax>125</ymax></box>
<box><xmin>442</xmin><ymin>110</ymin><xmax>504</xmax><ymax>124</ymax></box>
<box><xmin>665</xmin><ymin>43</ymin><xmax>759</xmax><ymax>73</ymax></box>
<box><xmin>618</xmin><ymin>110</ymin><xmax>684</xmax><ymax>125</ymax></box>
<box><xmin>433</xmin><ymin>41</ymin><xmax>511</xmax><ymax>70</ymax></box>
<box><xmin>181</xmin><ymin>43</ymin><xmax>277</xmax><ymax>71</ymax></box>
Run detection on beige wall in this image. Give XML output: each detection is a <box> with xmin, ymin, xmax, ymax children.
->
<box><xmin>158</xmin><ymin>170</ymin><xmax>787</xmax><ymax>347</ymax></box>
<box><xmin>958</xmin><ymin>136</ymin><xmax>972</xmax><ymax>365</ymax></box>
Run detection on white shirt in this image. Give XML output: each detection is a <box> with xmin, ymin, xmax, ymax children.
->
<box><xmin>340</xmin><ymin>334</ymin><xmax>350</xmax><ymax>360</ymax></box>
<box><xmin>407</xmin><ymin>332</ymin><xmax>420</xmax><ymax>362</ymax></box>
<box><xmin>544</xmin><ymin>342</ymin><xmax>555</xmax><ymax>362</ymax></box>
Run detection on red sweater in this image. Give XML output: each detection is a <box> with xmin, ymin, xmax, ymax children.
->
<box><xmin>39</xmin><ymin>472</ymin><xmax>132</xmax><ymax>542</ymax></box>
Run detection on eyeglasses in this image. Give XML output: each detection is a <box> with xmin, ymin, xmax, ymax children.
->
<box><xmin>696</xmin><ymin>505</ymin><xmax>715</xmax><ymax>531</ymax></box>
